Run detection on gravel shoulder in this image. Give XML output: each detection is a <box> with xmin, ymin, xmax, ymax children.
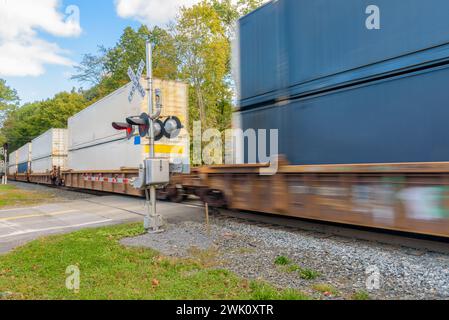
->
<box><xmin>122</xmin><ymin>216</ymin><xmax>449</xmax><ymax>300</ymax></box>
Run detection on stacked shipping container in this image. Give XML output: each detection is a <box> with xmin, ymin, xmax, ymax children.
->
<box><xmin>68</xmin><ymin>79</ymin><xmax>189</xmax><ymax>172</ymax></box>
<box><xmin>31</xmin><ymin>129</ymin><xmax>68</xmax><ymax>173</ymax></box>
<box><xmin>237</xmin><ymin>0</ymin><xmax>449</xmax><ymax>165</ymax></box>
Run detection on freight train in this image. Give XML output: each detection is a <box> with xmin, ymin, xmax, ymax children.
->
<box><xmin>7</xmin><ymin>0</ymin><xmax>449</xmax><ymax>238</ymax></box>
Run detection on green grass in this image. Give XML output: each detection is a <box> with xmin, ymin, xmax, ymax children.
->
<box><xmin>298</xmin><ymin>268</ymin><xmax>320</xmax><ymax>280</ymax></box>
<box><xmin>276</xmin><ymin>257</ymin><xmax>321</xmax><ymax>281</ymax></box>
<box><xmin>312</xmin><ymin>284</ymin><xmax>340</xmax><ymax>297</ymax></box>
<box><xmin>274</xmin><ymin>256</ymin><xmax>291</xmax><ymax>266</ymax></box>
<box><xmin>0</xmin><ymin>223</ymin><xmax>310</xmax><ymax>300</ymax></box>
<box><xmin>0</xmin><ymin>185</ymin><xmax>54</xmax><ymax>208</ymax></box>
<box><xmin>351</xmin><ymin>290</ymin><xmax>371</xmax><ymax>301</ymax></box>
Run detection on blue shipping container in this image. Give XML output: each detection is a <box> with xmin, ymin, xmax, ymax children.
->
<box><xmin>18</xmin><ymin>162</ymin><xmax>29</xmax><ymax>174</ymax></box>
<box><xmin>239</xmin><ymin>0</ymin><xmax>449</xmax><ymax>107</ymax></box>
<box><xmin>238</xmin><ymin>1</ymin><xmax>281</xmax><ymax>104</ymax></box>
<box><xmin>240</xmin><ymin>64</ymin><xmax>449</xmax><ymax>165</ymax></box>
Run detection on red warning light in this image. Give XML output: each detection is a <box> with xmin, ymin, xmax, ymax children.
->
<box><xmin>112</xmin><ymin>122</ymin><xmax>134</xmax><ymax>140</ymax></box>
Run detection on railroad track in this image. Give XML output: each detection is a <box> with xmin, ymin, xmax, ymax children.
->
<box><xmin>197</xmin><ymin>204</ymin><xmax>449</xmax><ymax>256</ymax></box>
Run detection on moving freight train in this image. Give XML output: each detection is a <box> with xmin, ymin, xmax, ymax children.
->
<box><xmin>8</xmin><ymin>0</ymin><xmax>449</xmax><ymax>238</ymax></box>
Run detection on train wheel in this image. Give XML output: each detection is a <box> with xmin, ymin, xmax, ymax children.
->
<box><xmin>167</xmin><ymin>186</ymin><xmax>185</xmax><ymax>203</ymax></box>
<box><xmin>202</xmin><ymin>189</ymin><xmax>227</xmax><ymax>208</ymax></box>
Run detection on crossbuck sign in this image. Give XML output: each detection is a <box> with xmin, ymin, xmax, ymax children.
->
<box><xmin>128</xmin><ymin>60</ymin><xmax>146</xmax><ymax>102</ymax></box>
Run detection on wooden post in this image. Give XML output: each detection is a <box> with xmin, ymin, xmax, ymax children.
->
<box><xmin>205</xmin><ymin>202</ymin><xmax>210</xmax><ymax>236</ymax></box>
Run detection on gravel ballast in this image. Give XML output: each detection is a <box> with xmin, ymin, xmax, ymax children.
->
<box><xmin>122</xmin><ymin>217</ymin><xmax>449</xmax><ymax>300</ymax></box>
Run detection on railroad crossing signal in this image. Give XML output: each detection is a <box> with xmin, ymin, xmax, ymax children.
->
<box><xmin>113</xmin><ymin>41</ymin><xmax>184</xmax><ymax>233</ymax></box>
<box><xmin>127</xmin><ymin>60</ymin><xmax>146</xmax><ymax>102</ymax></box>
<box><xmin>1</xmin><ymin>143</ymin><xmax>7</xmax><ymax>185</ymax></box>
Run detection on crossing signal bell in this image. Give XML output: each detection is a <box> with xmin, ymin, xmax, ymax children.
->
<box><xmin>163</xmin><ymin>116</ymin><xmax>183</xmax><ymax>139</ymax></box>
<box><xmin>153</xmin><ymin>119</ymin><xmax>165</xmax><ymax>141</ymax></box>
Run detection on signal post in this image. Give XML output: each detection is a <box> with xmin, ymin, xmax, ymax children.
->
<box><xmin>112</xmin><ymin>41</ymin><xmax>183</xmax><ymax>234</ymax></box>
<box><xmin>144</xmin><ymin>40</ymin><xmax>163</xmax><ymax>233</ymax></box>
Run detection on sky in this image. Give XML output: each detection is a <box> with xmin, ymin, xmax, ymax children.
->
<box><xmin>0</xmin><ymin>0</ymin><xmax>201</xmax><ymax>104</ymax></box>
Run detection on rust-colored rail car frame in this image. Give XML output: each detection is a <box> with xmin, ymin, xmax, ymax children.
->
<box><xmin>13</xmin><ymin>173</ymin><xmax>29</xmax><ymax>182</ymax></box>
<box><xmin>61</xmin><ymin>169</ymin><xmax>194</xmax><ymax>201</ymax></box>
<box><xmin>62</xmin><ymin>169</ymin><xmax>143</xmax><ymax>197</ymax></box>
<box><xmin>200</xmin><ymin>162</ymin><xmax>449</xmax><ymax>238</ymax></box>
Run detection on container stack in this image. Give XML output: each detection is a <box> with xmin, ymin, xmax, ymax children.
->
<box><xmin>31</xmin><ymin>129</ymin><xmax>68</xmax><ymax>173</ymax></box>
<box><xmin>68</xmin><ymin>79</ymin><xmax>190</xmax><ymax>172</ymax></box>
<box><xmin>236</xmin><ymin>0</ymin><xmax>449</xmax><ymax>165</ymax></box>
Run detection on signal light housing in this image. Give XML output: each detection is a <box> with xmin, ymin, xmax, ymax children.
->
<box><xmin>154</xmin><ymin>119</ymin><xmax>165</xmax><ymax>142</ymax></box>
<box><xmin>112</xmin><ymin>122</ymin><xmax>134</xmax><ymax>140</ymax></box>
<box><xmin>126</xmin><ymin>113</ymin><xmax>150</xmax><ymax>138</ymax></box>
<box><xmin>163</xmin><ymin>116</ymin><xmax>183</xmax><ymax>139</ymax></box>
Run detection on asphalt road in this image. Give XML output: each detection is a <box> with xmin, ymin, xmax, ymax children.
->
<box><xmin>0</xmin><ymin>192</ymin><xmax>204</xmax><ymax>254</ymax></box>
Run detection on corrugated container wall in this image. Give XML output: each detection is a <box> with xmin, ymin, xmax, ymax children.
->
<box><xmin>31</xmin><ymin>129</ymin><xmax>68</xmax><ymax>173</ymax></box>
<box><xmin>240</xmin><ymin>64</ymin><xmax>449</xmax><ymax>165</ymax></box>
<box><xmin>238</xmin><ymin>0</ymin><xmax>449</xmax><ymax>107</ymax></box>
<box><xmin>8</xmin><ymin>151</ymin><xmax>17</xmax><ymax>175</ymax></box>
<box><xmin>238</xmin><ymin>1</ymin><xmax>281</xmax><ymax>104</ymax></box>
<box><xmin>68</xmin><ymin>79</ymin><xmax>189</xmax><ymax>172</ymax></box>
<box><xmin>17</xmin><ymin>143</ymin><xmax>32</xmax><ymax>173</ymax></box>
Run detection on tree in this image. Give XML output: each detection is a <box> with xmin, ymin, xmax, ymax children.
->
<box><xmin>71</xmin><ymin>49</ymin><xmax>108</xmax><ymax>86</ymax></box>
<box><xmin>73</xmin><ymin>26</ymin><xmax>179</xmax><ymax>102</ymax></box>
<box><xmin>175</xmin><ymin>0</ymin><xmax>231</xmax><ymax>130</ymax></box>
<box><xmin>0</xmin><ymin>79</ymin><xmax>19</xmax><ymax>122</ymax></box>
<box><xmin>174</xmin><ymin>0</ymin><xmax>263</xmax><ymax>131</ymax></box>
<box><xmin>1</xmin><ymin>91</ymin><xmax>87</xmax><ymax>151</ymax></box>
<box><xmin>0</xmin><ymin>79</ymin><xmax>19</xmax><ymax>147</ymax></box>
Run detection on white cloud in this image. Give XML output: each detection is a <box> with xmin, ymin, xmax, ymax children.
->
<box><xmin>115</xmin><ymin>0</ymin><xmax>200</xmax><ymax>26</ymax></box>
<box><xmin>0</xmin><ymin>0</ymin><xmax>82</xmax><ymax>77</ymax></box>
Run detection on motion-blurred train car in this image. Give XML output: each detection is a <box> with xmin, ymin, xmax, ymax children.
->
<box><xmin>201</xmin><ymin>0</ymin><xmax>449</xmax><ymax>238</ymax></box>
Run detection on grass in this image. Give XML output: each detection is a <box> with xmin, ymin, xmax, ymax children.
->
<box><xmin>352</xmin><ymin>290</ymin><xmax>371</xmax><ymax>300</ymax></box>
<box><xmin>298</xmin><ymin>268</ymin><xmax>320</xmax><ymax>281</ymax></box>
<box><xmin>275</xmin><ymin>257</ymin><xmax>320</xmax><ymax>281</ymax></box>
<box><xmin>312</xmin><ymin>284</ymin><xmax>340</xmax><ymax>297</ymax></box>
<box><xmin>274</xmin><ymin>256</ymin><xmax>291</xmax><ymax>266</ymax></box>
<box><xmin>0</xmin><ymin>223</ymin><xmax>311</xmax><ymax>300</ymax></box>
<box><xmin>0</xmin><ymin>185</ymin><xmax>54</xmax><ymax>208</ymax></box>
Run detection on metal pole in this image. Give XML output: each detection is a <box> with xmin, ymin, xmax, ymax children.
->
<box><xmin>2</xmin><ymin>147</ymin><xmax>6</xmax><ymax>185</ymax></box>
<box><xmin>4</xmin><ymin>147</ymin><xmax>7</xmax><ymax>185</ymax></box>
<box><xmin>205</xmin><ymin>202</ymin><xmax>210</xmax><ymax>236</ymax></box>
<box><xmin>144</xmin><ymin>40</ymin><xmax>162</xmax><ymax>233</ymax></box>
<box><xmin>146</xmin><ymin>41</ymin><xmax>154</xmax><ymax>160</ymax></box>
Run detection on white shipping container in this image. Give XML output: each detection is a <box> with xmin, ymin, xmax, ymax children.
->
<box><xmin>31</xmin><ymin>129</ymin><xmax>68</xmax><ymax>173</ymax></box>
<box><xmin>8</xmin><ymin>151</ymin><xmax>17</xmax><ymax>175</ymax></box>
<box><xmin>68</xmin><ymin>79</ymin><xmax>189</xmax><ymax>172</ymax></box>
<box><xmin>17</xmin><ymin>143</ymin><xmax>32</xmax><ymax>165</ymax></box>
<box><xmin>32</xmin><ymin>156</ymin><xmax>67</xmax><ymax>173</ymax></box>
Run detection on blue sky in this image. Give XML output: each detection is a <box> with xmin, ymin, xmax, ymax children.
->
<box><xmin>2</xmin><ymin>0</ymin><xmax>140</xmax><ymax>103</ymax></box>
<box><xmin>0</xmin><ymin>0</ymin><xmax>201</xmax><ymax>104</ymax></box>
